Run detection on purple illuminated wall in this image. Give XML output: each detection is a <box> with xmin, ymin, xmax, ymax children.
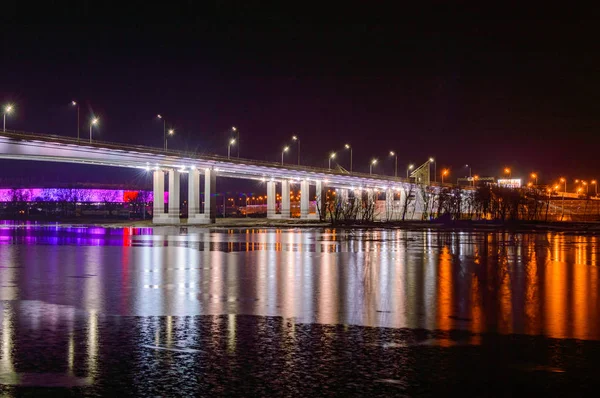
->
<box><xmin>0</xmin><ymin>188</ymin><xmax>156</xmax><ymax>203</ymax></box>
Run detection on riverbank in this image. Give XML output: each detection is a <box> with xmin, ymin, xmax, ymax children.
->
<box><xmin>2</xmin><ymin>217</ymin><xmax>600</xmax><ymax>233</ymax></box>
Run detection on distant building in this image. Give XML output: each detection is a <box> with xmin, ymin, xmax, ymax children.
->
<box><xmin>497</xmin><ymin>178</ymin><xmax>522</xmax><ymax>188</ymax></box>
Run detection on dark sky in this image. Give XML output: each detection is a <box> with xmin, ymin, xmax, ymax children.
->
<box><xmin>1</xmin><ymin>3</ymin><xmax>599</xmax><ymax>186</ymax></box>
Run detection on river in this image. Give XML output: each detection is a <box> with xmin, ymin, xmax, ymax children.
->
<box><xmin>0</xmin><ymin>224</ymin><xmax>599</xmax><ymax>395</ymax></box>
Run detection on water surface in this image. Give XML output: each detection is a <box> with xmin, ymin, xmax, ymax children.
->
<box><xmin>1</xmin><ymin>224</ymin><xmax>599</xmax><ymax>395</ymax></box>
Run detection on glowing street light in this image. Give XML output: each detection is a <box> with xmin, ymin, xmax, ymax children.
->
<box><xmin>370</xmin><ymin>158</ymin><xmax>378</xmax><ymax>175</ymax></box>
<box><xmin>591</xmin><ymin>180</ymin><xmax>598</xmax><ymax>196</ymax></box>
<box><xmin>292</xmin><ymin>135</ymin><xmax>300</xmax><ymax>165</ymax></box>
<box><xmin>281</xmin><ymin>145</ymin><xmax>289</xmax><ymax>165</ymax></box>
<box><xmin>71</xmin><ymin>101</ymin><xmax>80</xmax><ymax>141</ymax></box>
<box><xmin>344</xmin><ymin>144</ymin><xmax>352</xmax><ymax>173</ymax></box>
<box><xmin>231</xmin><ymin>127</ymin><xmax>239</xmax><ymax>158</ymax></box>
<box><xmin>441</xmin><ymin>169</ymin><xmax>449</xmax><ymax>184</ymax></box>
<box><xmin>89</xmin><ymin>117</ymin><xmax>99</xmax><ymax>143</ymax></box>
<box><xmin>228</xmin><ymin>138</ymin><xmax>236</xmax><ymax>159</ymax></box>
<box><xmin>429</xmin><ymin>157</ymin><xmax>436</xmax><ymax>183</ymax></box>
<box><xmin>166</xmin><ymin>129</ymin><xmax>174</xmax><ymax>150</ymax></box>
<box><xmin>560</xmin><ymin>177</ymin><xmax>566</xmax><ymax>193</ymax></box>
<box><xmin>504</xmin><ymin>167</ymin><xmax>511</xmax><ymax>178</ymax></box>
<box><xmin>406</xmin><ymin>164</ymin><xmax>414</xmax><ymax>179</ymax></box>
<box><xmin>389</xmin><ymin>151</ymin><xmax>397</xmax><ymax>177</ymax></box>
<box><xmin>582</xmin><ymin>180</ymin><xmax>589</xmax><ymax>194</ymax></box>
<box><xmin>328</xmin><ymin>152</ymin><xmax>336</xmax><ymax>170</ymax></box>
<box><xmin>3</xmin><ymin>104</ymin><xmax>14</xmax><ymax>132</ymax></box>
<box><xmin>531</xmin><ymin>173</ymin><xmax>538</xmax><ymax>185</ymax></box>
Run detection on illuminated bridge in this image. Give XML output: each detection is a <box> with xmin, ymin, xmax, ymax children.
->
<box><xmin>0</xmin><ymin>130</ymin><xmax>434</xmax><ymax>224</ymax></box>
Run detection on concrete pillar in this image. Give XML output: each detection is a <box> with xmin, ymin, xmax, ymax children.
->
<box><xmin>152</xmin><ymin>169</ymin><xmax>165</xmax><ymax>222</ymax></box>
<box><xmin>300</xmin><ymin>180</ymin><xmax>310</xmax><ymax>219</ymax></box>
<box><xmin>314</xmin><ymin>180</ymin><xmax>325</xmax><ymax>219</ymax></box>
<box><xmin>267</xmin><ymin>180</ymin><xmax>278</xmax><ymax>219</ymax></box>
<box><xmin>385</xmin><ymin>188</ymin><xmax>394</xmax><ymax>221</ymax></box>
<box><xmin>281</xmin><ymin>180</ymin><xmax>291</xmax><ymax>218</ymax></box>
<box><xmin>204</xmin><ymin>168</ymin><xmax>217</xmax><ymax>222</ymax></box>
<box><xmin>339</xmin><ymin>188</ymin><xmax>349</xmax><ymax>203</ymax></box>
<box><xmin>168</xmin><ymin>170</ymin><xmax>181</xmax><ymax>224</ymax></box>
<box><xmin>187</xmin><ymin>167</ymin><xmax>209</xmax><ymax>224</ymax></box>
<box><xmin>154</xmin><ymin>169</ymin><xmax>180</xmax><ymax>224</ymax></box>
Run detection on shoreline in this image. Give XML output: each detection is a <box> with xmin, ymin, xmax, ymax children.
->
<box><xmin>2</xmin><ymin>218</ymin><xmax>600</xmax><ymax>233</ymax></box>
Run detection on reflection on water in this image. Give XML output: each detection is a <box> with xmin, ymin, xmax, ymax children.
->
<box><xmin>0</xmin><ymin>224</ymin><xmax>599</xmax><ymax>341</ymax></box>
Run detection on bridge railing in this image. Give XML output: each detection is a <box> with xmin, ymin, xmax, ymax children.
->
<box><xmin>0</xmin><ymin>129</ymin><xmax>439</xmax><ymax>186</ymax></box>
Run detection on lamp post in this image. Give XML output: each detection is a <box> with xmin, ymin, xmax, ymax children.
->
<box><xmin>504</xmin><ymin>167</ymin><xmax>511</xmax><ymax>178</ymax></box>
<box><xmin>406</xmin><ymin>164</ymin><xmax>414</xmax><ymax>179</ymax></box>
<box><xmin>157</xmin><ymin>114</ymin><xmax>168</xmax><ymax>150</ymax></box>
<box><xmin>328</xmin><ymin>152</ymin><xmax>336</xmax><ymax>170</ymax></box>
<box><xmin>228</xmin><ymin>138</ymin><xmax>236</xmax><ymax>159</ymax></box>
<box><xmin>281</xmin><ymin>146</ymin><xmax>289</xmax><ymax>165</ymax></box>
<box><xmin>165</xmin><ymin>129</ymin><xmax>174</xmax><ymax>150</ymax></box>
<box><xmin>292</xmin><ymin>135</ymin><xmax>300</xmax><ymax>165</ymax></box>
<box><xmin>559</xmin><ymin>177</ymin><xmax>566</xmax><ymax>220</ymax></box>
<box><xmin>3</xmin><ymin>104</ymin><xmax>13</xmax><ymax>132</ymax></box>
<box><xmin>429</xmin><ymin>157</ymin><xmax>436</xmax><ymax>183</ymax></box>
<box><xmin>344</xmin><ymin>144</ymin><xmax>352</xmax><ymax>173</ymax></box>
<box><xmin>389</xmin><ymin>151</ymin><xmax>397</xmax><ymax>177</ymax></box>
<box><xmin>232</xmin><ymin>127</ymin><xmax>239</xmax><ymax>158</ymax></box>
<box><xmin>71</xmin><ymin>101</ymin><xmax>80</xmax><ymax>141</ymax></box>
<box><xmin>592</xmin><ymin>180</ymin><xmax>597</xmax><ymax>196</ymax></box>
<box><xmin>583</xmin><ymin>181</ymin><xmax>589</xmax><ymax>194</ymax></box>
<box><xmin>560</xmin><ymin>177</ymin><xmax>566</xmax><ymax>193</ymax></box>
<box><xmin>442</xmin><ymin>169</ymin><xmax>449</xmax><ymax>185</ymax></box>
<box><xmin>531</xmin><ymin>173</ymin><xmax>538</xmax><ymax>185</ymax></box>
<box><xmin>89</xmin><ymin>117</ymin><xmax>99</xmax><ymax>143</ymax></box>
<box><xmin>370</xmin><ymin>159</ymin><xmax>378</xmax><ymax>175</ymax></box>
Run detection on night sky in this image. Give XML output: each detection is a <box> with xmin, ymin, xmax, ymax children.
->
<box><xmin>1</xmin><ymin>4</ymin><xmax>599</xmax><ymax>187</ymax></box>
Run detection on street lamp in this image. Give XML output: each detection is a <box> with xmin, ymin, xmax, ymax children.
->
<box><xmin>328</xmin><ymin>152</ymin><xmax>336</xmax><ymax>170</ymax></box>
<box><xmin>281</xmin><ymin>146</ymin><xmax>289</xmax><ymax>165</ymax></box>
<box><xmin>157</xmin><ymin>114</ymin><xmax>169</xmax><ymax>150</ymax></box>
<box><xmin>89</xmin><ymin>117</ymin><xmax>99</xmax><ymax>143</ymax></box>
<box><xmin>429</xmin><ymin>157</ymin><xmax>436</xmax><ymax>182</ymax></box>
<box><xmin>228</xmin><ymin>138</ymin><xmax>236</xmax><ymax>159</ymax></box>
<box><xmin>504</xmin><ymin>167</ymin><xmax>511</xmax><ymax>178</ymax></box>
<box><xmin>389</xmin><ymin>151</ymin><xmax>397</xmax><ymax>177</ymax></box>
<box><xmin>344</xmin><ymin>144</ymin><xmax>352</xmax><ymax>173</ymax></box>
<box><xmin>3</xmin><ymin>104</ymin><xmax>14</xmax><ymax>132</ymax></box>
<box><xmin>71</xmin><ymin>101</ymin><xmax>80</xmax><ymax>141</ymax></box>
<box><xmin>531</xmin><ymin>173</ymin><xmax>538</xmax><ymax>185</ymax></box>
<box><xmin>442</xmin><ymin>169</ymin><xmax>449</xmax><ymax>184</ymax></box>
<box><xmin>560</xmin><ymin>177</ymin><xmax>566</xmax><ymax>193</ymax></box>
<box><xmin>406</xmin><ymin>164</ymin><xmax>414</xmax><ymax>179</ymax></box>
<box><xmin>232</xmin><ymin>127</ymin><xmax>239</xmax><ymax>157</ymax></box>
<box><xmin>166</xmin><ymin>129</ymin><xmax>174</xmax><ymax>150</ymax></box>
<box><xmin>370</xmin><ymin>159</ymin><xmax>378</xmax><ymax>175</ymax></box>
<box><xmin>583</xmin><ymin>180</ymin><xmax>589</xmax><ymax>194</ymax></box>
<box><xmin>592</xmin><ymin>180</ymin><xmax>597</xmax><ymax>195</ymax></box>
<box><xmin>292</xmin><ymin>135</ymin><xmax>300</xmax><ymax>165</ymax></box>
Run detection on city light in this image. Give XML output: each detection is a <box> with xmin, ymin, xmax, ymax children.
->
<box><xmin>370</xmin><ymin>158</ymin><xmax>378</xmax><ymax>175</ymax></box>
<box><xmin>3</xmin><ymin>104</ymin><xmax>14</xmax><ymax>132</ymax></box>
<box><xmin>344</xmin><ymin>144</ymin><xmax>352</xmax><ymax>173</ymax></box>
<box><xmin>89</xmin><ymin>117</ymin><xmax>99</xmax><ymax>144</ymax></box>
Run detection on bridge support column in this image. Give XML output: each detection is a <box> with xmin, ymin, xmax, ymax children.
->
<box><xmin>153</xmin><ymin>169</ymin><xmax>180</xmax><ymax>224</ymax></box>
<box><xmin>267</xmin><ymin>180</ymin><xmax>279</xmax><ymax>219</ymax></box>
<box><xmin>312</xmin><ymin>180</ymin><xmax>325</xmax><ymax>219</ymax></box>
<box><xmin>281</xmin><ymin>180</ymin><xmax>291</xmax><ymax>218</ymax></box>
<box><xmin>384</xmin><ymin>188</ymin><xmax>395</xmax><ymax>221</ymax></box>
<box><xmin>152</xmin><ymin>169</ymin><xmax>165</xmax><ymax>223</ymax></box>
<box><xmin>300</xmin><ymin>180</ymin><xmax>310</xmax><ymax>219</ymax></box>
<box><xmin>189</xmin><ymin>168</ymin><xmax>216</xmax><ymax>224</ymax></box>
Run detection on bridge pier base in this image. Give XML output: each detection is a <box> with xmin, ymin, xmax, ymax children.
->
<box><xmin>188</xmin><ymin>168</ymin><xmax>216</xmax><ymax>224</ymax></box>
<box><xmin>300</xmin><ymin>180</ymin><xmax>310</xmax><ymax>219</ymax></box>
<box><xmin>280</xmin><ymin>180</ymin><xmax>291</xmax><ymax>218</ymax></box>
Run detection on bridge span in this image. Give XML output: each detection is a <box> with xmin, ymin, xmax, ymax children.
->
<box><xmin>0</xmin><ymin>130</ymin><xmax>434</xmax><ymax>224</ymax></box>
